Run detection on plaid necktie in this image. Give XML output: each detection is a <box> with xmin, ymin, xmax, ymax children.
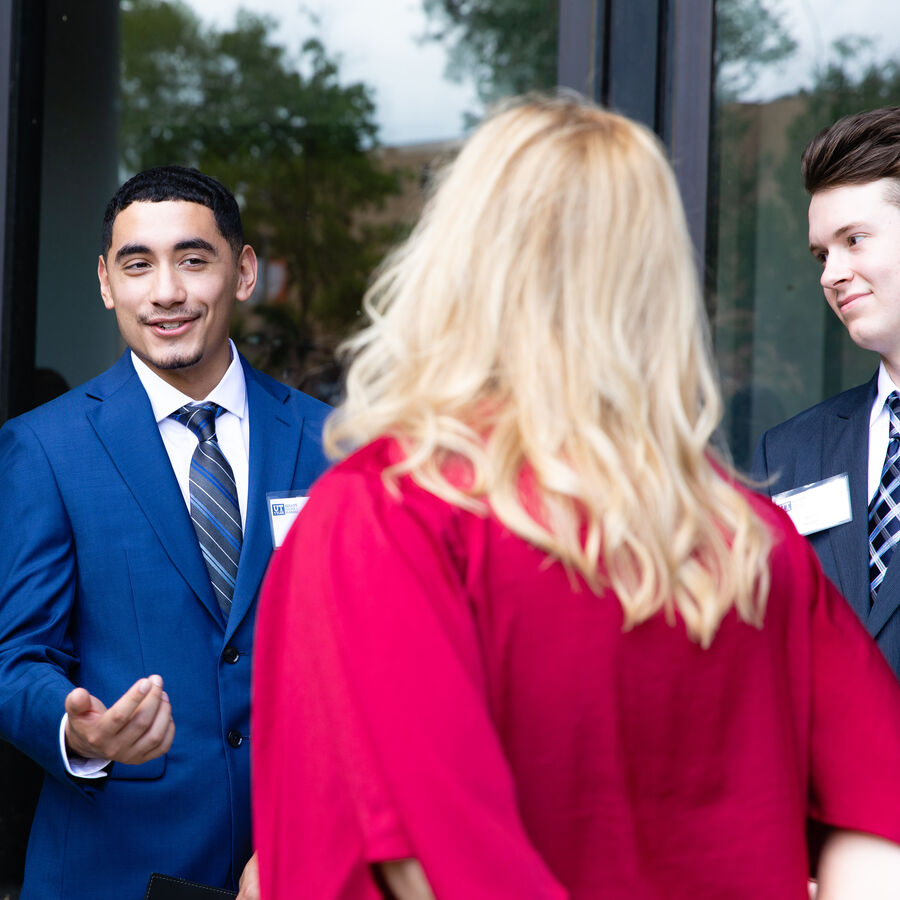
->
<box><xmin>170</xmin><ymin>402</ymin><xmax>242</xmax><ymax>618</ymax></box>
<box><xmin>868</xmin><ymin>391</ymin><xmax>900</xmax><ymax>602</ymax></box>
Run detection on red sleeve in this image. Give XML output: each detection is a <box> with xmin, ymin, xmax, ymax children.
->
<box><xmin>252</xmin><ymin>465</ymin><xmax>567</xmax><ymax>900</ymax></box>
<box><xmin>804</xmin><ymin>535</ymin><xmax>900</xmax><ymax>842</ymax></box>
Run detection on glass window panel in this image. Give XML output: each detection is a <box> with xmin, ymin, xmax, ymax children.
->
<box><xmin>711</xmin><ymin>0</ymin><xmax>900</xmax><ymax>470</ymax></box>
<box><xmin>118</xmin><ymin>0</ymin><xmax>558</xmax><ymax>402</ymax></box>
<box><xmin>1</xmin><ymin>3</ymin><xmax>560</xmax><ymax>891</ymax></box>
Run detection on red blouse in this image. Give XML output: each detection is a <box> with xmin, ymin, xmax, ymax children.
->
<box><xmin>252</xmin><ymin>437</ymin><xmax>900</xmax><ymax>899</ymax></box>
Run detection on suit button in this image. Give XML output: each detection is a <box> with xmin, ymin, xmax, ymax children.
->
<box><xmin>222</xmin><ymin>646</ymin><xmax>239</xmax><ymax>664</ymax></box>
<box><xmin>227</xmin><ymin>730</ymin><xmax>243</xmax><ymax>748</ymax></box>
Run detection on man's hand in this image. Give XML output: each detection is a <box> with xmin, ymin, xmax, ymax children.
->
<box><xmin>377</xmin><ymin>859</ymin><xmax>435</xmax><ymax>900</ymax></box>
<box><xmin>237</xmin><ymin>852</ymin><xmax>260</xmax><ymax>900</ymax></box>
<box><xmin>64</xmin><ymin>675</ymin><xmax>175</xmax><ymax>765</ymax></box>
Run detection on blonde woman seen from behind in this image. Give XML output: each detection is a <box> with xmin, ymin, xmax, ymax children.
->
<box><xmin>253</xmin><ymin>95</ymin><xmax>900</xmax><ymax>899</ymax></box>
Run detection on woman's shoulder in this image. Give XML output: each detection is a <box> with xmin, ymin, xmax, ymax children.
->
<box><xmin>331</xmin><ymin>434</ymin><xmax>405</xmax><ymax>471</ymax></box>
<box><xmin>310</xmin><ymin>436</ymin><xmax>406</xmax><ymax>495</ymax></box>
<box><xmin>318</xmin><ymin>436</ymin><xmax>476</xmax><ymax>498</ymax></box>
<box><xmin>305</xmin><ymin>436</ymin><xmax>467</xmax><ymax>529</ymax></box>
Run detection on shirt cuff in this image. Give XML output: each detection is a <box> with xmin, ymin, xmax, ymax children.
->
<box><xmin>59</xmin><ymin>713</ymin><xmax>109</xmax><ymax>778</ymax></box>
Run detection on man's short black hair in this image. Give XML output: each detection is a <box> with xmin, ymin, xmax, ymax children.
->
<box><xmin>101</xmin><ymin>165</ymin><xmax>244</xmax><ymax>258</ymax></box>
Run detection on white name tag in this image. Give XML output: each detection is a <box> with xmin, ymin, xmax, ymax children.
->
<box><xmin>772</xmin><ymin>473</ymin><xmax>852</xmax><ymax>536</ymax></box>
<box><xmin>266</xmin><ymin>491</ymin><xmax>310</xmax><ymax>548</ymax></box>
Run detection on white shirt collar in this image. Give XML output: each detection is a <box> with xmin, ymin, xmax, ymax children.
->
<box><xmin>131</xmin><ymin>339</ymin><xmax>247</xmax><ymax>424</ymax></box>
<box><xmin>871</xmin><ymin>361</ymin><xmax>900</xmax><ymax>427</ymax></box>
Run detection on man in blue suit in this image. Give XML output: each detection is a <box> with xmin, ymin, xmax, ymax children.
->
<box><xmin>0</xmin><ymin>166</ymin><xmax>331</xmax><ymax>898</ymax></box>
<box><xmin>753</xmin><ymin>107</ymin><xmax>900</xmax><ymax>681</ymax></box>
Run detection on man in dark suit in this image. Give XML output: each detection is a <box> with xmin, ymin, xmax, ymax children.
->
<box><xmin>0</xmin><ymin>166</ymin><xmax>331</xmax><ymax>899</ymax></box>
<box><xmin>753</xmin><ymin>107</ymin><xmax>900</xmax><ymax>680</ymax></box>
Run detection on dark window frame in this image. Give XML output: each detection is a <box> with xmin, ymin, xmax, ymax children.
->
<box><xmin>558</xmin><ymin>0</ymin><xmax>715</xmax><ymax>283</ymax></box>
<box><xmin>0</xmin><ymin>0</ymin><xmax>45</xmax><ymax>424</ymax></box>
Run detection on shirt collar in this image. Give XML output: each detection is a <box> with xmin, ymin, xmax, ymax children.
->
<box><xmin>131</xmin><ymin>340</ymin><xmax>247</xmax><ymax>424</ymax></box>
<box><xmin>871</xmin><ymin>361</ymin><xmax>899</xmax><ymax>427</ymax></box>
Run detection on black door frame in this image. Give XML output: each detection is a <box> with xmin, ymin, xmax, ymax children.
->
<box><xmin>558</xmin><ymin>0</ymin><xmax>715</xmax><ymax>280</ymax></box>
<box><xmin>0</xmin><ymin>0</ymin><xmax>45</xmax><ymax>424</ymax></box>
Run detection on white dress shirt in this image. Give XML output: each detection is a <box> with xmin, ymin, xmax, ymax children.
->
<box><xmin>61</xmin><ymin>341</ymin><xmax>251</xmax><ymax>777</ymax></box>
<box><xmin>132</xmin><ymin>342</ymin><xmax>251</xmax><ymax>524</ymax></box>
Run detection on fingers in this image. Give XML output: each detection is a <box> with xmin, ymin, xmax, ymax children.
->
<box><xmin>105</xmin><ymin>675</ymin><xmax>174</xmax><ymax>764</ymax></box>
<box><xmin>236</xmin><ymin>852</ymin><xmax>260</xmax><ymax>900</ymax></box>
<box><xmin>64</xmin><ymin>687</ymin><xmax>109</xmax><ymax>758</ymax></box>
<box><xmin>105</xmin><ymin>675</ymin><xmax>164</xmax><ymax>733</ymax></box>
<box><xmin>377</xmin><ymin>859</ymin><xmax>436</xmax><ymax>900</ymax></box>
<box><xmin>124</xmin><ymin>685</ymin><xmax>175</xmax><ymax>763</ymax></box>
<box><xmin>65</xmin><ymin>675</ymin><xmax>175</xmax><ymax>765</ymax></box>
<box><xmin>64</xmin><ymin>686</ymin><xmax>94</xmax><ymax>718</ymax></box>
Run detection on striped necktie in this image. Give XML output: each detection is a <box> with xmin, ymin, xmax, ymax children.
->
<box><xmin>170</xmin><ymin>402</ymin><xmax>242</xmax><ymax>619</ymax></box>
<box><xmin>868</xmin><ymin>391</ymin><xmax>900</xmax><ymax>602</ymax></box>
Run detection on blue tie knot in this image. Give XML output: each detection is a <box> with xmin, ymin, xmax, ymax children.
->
<box><xmin>171</xmin><ymin>403</ymin><xmax>224</xmax><ymax>443</ymax></box>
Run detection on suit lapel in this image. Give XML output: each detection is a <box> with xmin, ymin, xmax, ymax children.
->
<box><xmin>227</xmin><ymin>362</ymin><xmax>304</xmax><ymax>639</ymax></box>
<box><xmin>85</xmin><ymin>354</ymin><xmax>223</xmax><ymax>625</ymax></box>
<box><xmin>870</xmin><ymin>554</ymin><xmax>900</xmax><ymax>638</ymax></box>
<box><xmin>822</xmin><ymin>377</ymin><xmax>875</xmax><ymax>624</ymax></box>
<box><xmin>825</xmin><ymin>374</ymin><xmax>900</xmax><ymax>640</ymax></box>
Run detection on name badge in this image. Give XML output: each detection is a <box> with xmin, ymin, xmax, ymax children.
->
<box><xmin>772</xmin><ymin>473</ymin><xmax>851</xmax><ymax>536</ymax></box>
<box><xmin>266</xmin><ymin>490</ymin><xmax>310</xmax><ymax>548</ymax></box>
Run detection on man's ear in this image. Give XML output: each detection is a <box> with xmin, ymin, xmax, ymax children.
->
<box><xmin>98</xmin><ymin>255</ymin><xmax>115</xmax><ymax>310</ymax></box>
<box><xmin>235</xmin><ymin>245</ymin><xmax>258</xmax><ymax>303</ymax></box>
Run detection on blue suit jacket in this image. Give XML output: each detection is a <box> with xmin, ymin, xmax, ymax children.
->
<box><xmin>0</xmin><ymin>352</ymin><xmax>331</xmax><ymax>899</ymax></box>
<box><xmin>752</xmin><ymin>373</ymin><xmax>900</xmax><ymax>679</ymax></box>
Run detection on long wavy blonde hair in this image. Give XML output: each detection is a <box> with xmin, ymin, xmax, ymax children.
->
<box><xmin>326</xmin><ymin>94</ymin><xmax>771</xmax><ymax>646</ymax></box>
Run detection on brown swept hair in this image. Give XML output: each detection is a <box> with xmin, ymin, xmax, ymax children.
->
<box><xmin>802</xmin><ymin>106</ymin><xmax>900</xmax><ymax>196</ymax></box>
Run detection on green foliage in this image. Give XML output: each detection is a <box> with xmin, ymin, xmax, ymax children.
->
<box><xmin>119</xmin><ymin>0</ymin><xmax>405</xmax><ymax>395</ymax></box>
<box><xmin>422</xmin><ymin>0</ymin><xmax>558</xmax><ymax>107</ymax></box>
<box><xmin>801</xmin><ymin>42</ymin><xmax>900</xmax><ymax>122</ymax></box>
<box><xmin>715</xmin><ymin>0</ymin><xmax>797</xmax><ymax>101</ymax></box>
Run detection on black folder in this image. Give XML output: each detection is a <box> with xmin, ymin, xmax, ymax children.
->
<box><xmin>144</xmin><ymin>873</ymin><xmax>238</xmax><ymax>899</ymax></box>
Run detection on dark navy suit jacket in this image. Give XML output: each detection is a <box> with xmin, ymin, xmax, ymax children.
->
<box><xmin>0</xmin><ymin>352</ymin><xmax>331</xmax><ymax>899</ymax></box>
<box><xmin>752</xmin><ymin>373</ymin><xmax>900</xmax><ymax>679</ymax></box>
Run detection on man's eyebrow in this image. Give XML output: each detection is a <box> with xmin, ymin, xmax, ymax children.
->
<box><xmin>115</xmin><ymin>242</ymin><xmax>150</xmax><ymax>263</ymax></box>
<box><xmin>174</xmin><ymin>238</ymin><xmax>218</xmax><ymax>256</ymax></box>
<box><xmin>114</xmin><ymin>237</ymin><xmax>219</xmax><ymax>264</ymax></box>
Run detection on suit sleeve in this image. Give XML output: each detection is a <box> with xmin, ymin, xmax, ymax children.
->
<box><xmin>253</xmin><ymin>469</ymin><xmax>567</xmax><ymax>900</ymax></box>
<box><xmin>0</xmin><ymin>418</ymin><xmax>85</xmax><ymax>786</ymax></box>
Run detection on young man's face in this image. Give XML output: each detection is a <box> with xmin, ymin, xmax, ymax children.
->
<box><xmin>809</xmin><ymin>178</ymin><xmax>900</xmax><ymax>378</ymax></box>
<box><xmin>98</xmin><ymin>200</ymin><xmax>257</xmax><ymax>399</ymax></box>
